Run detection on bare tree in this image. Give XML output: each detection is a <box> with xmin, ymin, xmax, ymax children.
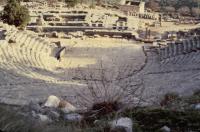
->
<box><xmin>74</xmin><ymin>59</ymin><xmax>146</xmax><ymax>112</ymax></box>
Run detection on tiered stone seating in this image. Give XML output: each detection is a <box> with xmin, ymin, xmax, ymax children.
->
<box><xmin>159</xmin><ymin>36</ymin><xmax>200</xmax><ymax>61</ymax></box>
<box><xmin>32</xmin><ymin>38</ymin><xmax>49</xmax><ymax>69</ymax></box>
<box><xmin>0</xmin><ymin>23</ymin><xmax>58</xmax><ymax>79</ymax></box>
<box><xmin>137</xmin><ymin>35</ymin><xmax>200</xmax><ymax>76</ymax></box>
<box><xmin>0</xmin><ymin>23</ymin><xmax>88</xmax><ymax>105</ymax></box>
<box><xmin>27</xmin><ymin>36</ymin><xmax>38</xmax><ymax>66</ymax></box>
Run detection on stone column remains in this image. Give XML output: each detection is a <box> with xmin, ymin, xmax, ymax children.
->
<box><xmin>165</xmin><ymin>46</ymin><xmax>170</xmax><ymax>59</ymax></box>
<box><xmin>168</xmin><ymin>43</ymin><xmax>174</xmax><ymax>57</ymax></box>
<box><xmin>174</xmin><ymin>42</ymin><xmax>179</xmax><ymax>56</ymax></box>
<box><xmin>190</xmin><ymin>37</ymin><xmax>197</xmax><ymax>51</ymax></box>
<box><xmin>175</xmin><ymin>42</ymin><xmax>181</xmax><ymax>55</ymax></box>
<box><xmin>193</xmin><ymin>36</ymin><xmax>199</xmax><ymax>50</ymax></box>
<box><xmin>183</xmin><ymin>40</ymin><xmax>188</xmax><ymax>54</ymax></box>
<box><xmin>179</xmin><ymin>42</ymin><xmax>184</xmax><ymax>55</ymax></box>
<box><xmin>159</xmin><ymin>48</ymin><xmax>165</xmax><ymax>60</ymax></box>
<box><xmin>197</xmin><ymin>36</ymin><xmax>200</xmax><ymax>49</ymax></box>
<box><xmin>187</xmin><ymin>39</ymin><xmax>192</xmax><ymax>53</ymax></box>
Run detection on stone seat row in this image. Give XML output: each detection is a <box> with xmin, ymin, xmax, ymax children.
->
<box><xmin>0</xmin><ymin>23</ymin><xmax>67</xmax><ymax>74</ymax></box>
<box><xmin>159</xmin><ymin>51</ymin><xmax>200</xmax><ymax>72</ymax></box>
<box><xmin>159</xmin><ymin>36</ymin><xmax>200</xmax><ymax>60</ymax></box>
<box><xmin>0</xmin><ymin>28</ymin><xmax>59</xmax><ymax>81</ymax></box>
<box><xmin>5</xmin><ymin>31</ymin><xmax>52</xmax><ymax>68</ymax></box>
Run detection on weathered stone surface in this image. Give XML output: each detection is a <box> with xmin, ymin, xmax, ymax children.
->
<box><xmin>64</xmin><ymin>113</ymin><xmax>83</xmax><ymax>122</ymax></box>
<box><xmin>110</xmin><ymin>117</ymin><xmax>133</xmax><ymax>132</ymax></box>
<box><xmin>183</xmin><ymin>40</ymin><xmax>188</xmax><ymax>53</ymax></box>
<box><xmin>28</xmin><ymin>101</ymin><xmax>42</xmax><ymax>113</ymax></box>
<box><xmin>58</xmin><ymin>100</ymin><xmax>76</xmax><ymax>113</ymax></box>
<box><xmin>160</xmin><ymin>126</ymin><xmax>171</xmax><ymax>132</ymax></box>
<box><xmin>194</xmin><ymin>103</ymin><xmax>200</xmax><ymax>110</ymax></box>
<box><xmin>31</xmin><ymin>111</ymin><xmax>37</xmax><ymax>118</ymax></box>
<box><xmin>168</xmin><ymin>43</ymin><xmax>174</xmax><ymax>57</ymax></box>
<box><xmin>46</xmin><ymin>110</ymin><xmax>60</xmax><ymax>120</ymax></box>
<box><xmin>38</xmin><ymin>114</ymin><xmax>52</xmax><ymax>123</ymax></box>
<box><xmin>44</xmin><ymin>95</ymin><xmax>60</xmax><ymax>108</ymax></box>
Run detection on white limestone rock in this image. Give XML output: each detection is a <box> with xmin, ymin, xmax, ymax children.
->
<box><xmin>58</xmin><ymin>100</ymin><xmax>76</xmax><ymax>113</ymax></box>
<box><xmin>44</xmin><ymin>95</ymin><xmax>60</xmax><ymax>108</ymax></box>
<box><xmin>64</xmin><ymin>113</ymin><xmax>83</xmax><ymax>122</ymax></box>
<box><xmin>38</xmin><ymin>114</ymin><xmax>52</xmax><ymax>123</ymax></box>
<box><xmin>110</xmin><ymin>117</ymin><xmax>133</xmax><ymax>132</ymax></box>
<box><xmin>160</xmin><ymin>126</ymin><xmax>171</xmax><ymax>132</ymax></box>
<box><xmin>31</xmin><ymin>111</ymin><xmax>37</xmax><ymax>118</ymax></box>
<box><xmin>194</xmin><ymin>103</ymin><xmax>200</xmax><ymax>110</ymax></box>
<box><xmin>190</xmin><ymin>103</ymin><xmax>200</xmax><ymax>110</ymax></box>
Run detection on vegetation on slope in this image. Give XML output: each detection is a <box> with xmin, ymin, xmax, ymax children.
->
<box><xmin>0</xmin><ymin>91</ymin><xmax>200</xmax><ymax>132</ymax></box>
<box><xmin>146</xmin><ymin>0</ymin><xmax>200</xmax><ymax>16</ymax></box>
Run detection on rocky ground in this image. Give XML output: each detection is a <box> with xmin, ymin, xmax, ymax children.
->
<box><xmin>0</xmin><ymin>91</ymin><xmax>199</xmax><ymax>132</ymax></box>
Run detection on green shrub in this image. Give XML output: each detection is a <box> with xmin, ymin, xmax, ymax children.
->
<box><xmin>1</xmin><ymin>0</ymin><xmax>30</xmax><ymax>28</ymax></box>
<box><xmin>122</xmin><ymin>108</ymin><xmax>200</xmax><ymax>131</ymax></box>
<box><xmin>193</xmin><ymin>89</ymin><xmax>200</xmax><ymax>96</ymax></box>
<box><xmin>185</xmin><ymin>90</ymin><xmax>200</xmax><ymax>104</ymax></box>
<box><xmin>160</xmin><ymin>92</ymin><xmax>180</xmax><ymax>107</ymax></box>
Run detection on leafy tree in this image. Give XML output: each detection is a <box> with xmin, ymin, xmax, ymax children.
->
<box><xmin>164</xmin><ymin>6</ymin><xmax>176</xmax><ymax>13</ymax></box>
<box><xmin>1</xmin><ymin>0</ymin><xmax>30</xmax><ymax>28</ymax></box>
<box><xmin>146</xmin><ymin>0</ymin><xmax>160</xmax><ymax>12</ymax></box>
<box><xmin>177</xmin><ymin>6</ymin><xmax>191</xmax><ymax>16</ymax></box>
<box><xmin>65</xmin><ymin>0</ymin><xmax>80</xmax><ymax>7</ymax></box>
<box><xmin>96</xmin><ymin>0</ymin><xmax>102</xmax><ymax>6</ymax></box>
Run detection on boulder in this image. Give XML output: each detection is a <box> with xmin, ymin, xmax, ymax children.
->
<box><xmin>64</xmin><ymin>113</ymin><xmax>83</xmax><ymax>122</ymax></box>
<box><xmin>110</xmin><ymin>117</ymin><xmax>133</xmax><ymax>132</ymax></box>
<box><xmin>160</xmin><ymin>126</ymin><xmax>171</xmax><ymax>132</ymax></box>
<box><xmin>44</xmin><ymin>95</ymin><xmax>60</xmax><ymax>108</ymax></box>
<box><xmin>38</xmin><ymin>114</ymin><xmax>52</xmax><ymax>123</ymax></box>
<box><xmin>58</xmin><ymin>100</ymin><xmax>76</xmax><ymax>113</ymax></box>
<box><xmin>31</xmin><ymin>111</ymin><xmax>37</xmax><ymax>118</ymax></box>
<box><xmin>47</xmin><ymin>111</ymin><xmax>60</xmax><ymax>120</ymax></box>
<box><xmin>194</xmin><ymin>103</ymin><xmax>200</xmax><ymax>110</ymax></box>
<box><xmin>28</xmin><ymin>101</ymin><xmax>42</xmax><ymax>113</ymax></box>
<box><xmin>39</xmin><ymin>107</ymin><xmax>60</xmax><ymax>120</ymax></box>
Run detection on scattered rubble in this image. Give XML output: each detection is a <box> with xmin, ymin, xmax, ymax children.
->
<box><xmin>26</xmin><ymin>95</ymin><xmax>78</xmax><ymax>123</ymax></box>
<box><xmin>160</xmin><ymin>126</ymin><xmax>171</xmax><ymax>132</ymax></box>
<box><xmin>64</xmin><ymin>113</ymin><xmax>83</xmax><ymax>122</ymax></box>
<box><xmin>194</xmin><ymin>103</ymin><xmax>200</xmax><ymax>110</ymax></box>
<box><xmin>38</xmin><ymin>114</ymin><xmax>52</xmax><ymax>123</ymax></box>
<box><xmin>58</xmin><ymin>100</ymin><xmax>76</xmax><ymax>113</ymax></box>
<box><xmin>110</xmin><ymin>117</ymin><xmax>133</xmax><ymax>132</ymax></box>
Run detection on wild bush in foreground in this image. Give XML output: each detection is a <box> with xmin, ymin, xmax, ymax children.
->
<box><xmin>122</xmin><ymin>108</ymin><xmax>200</xmax><ymax>132</ymax></box>
<box><xmin>75</xmin><ymin>63</ymin><xmax>144</xmax><ymax>119</ymax></box>
<box><xmin>185</xmin><ymin>90</ymin><xmax>200</xmax><ymax>104</ymax></box>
